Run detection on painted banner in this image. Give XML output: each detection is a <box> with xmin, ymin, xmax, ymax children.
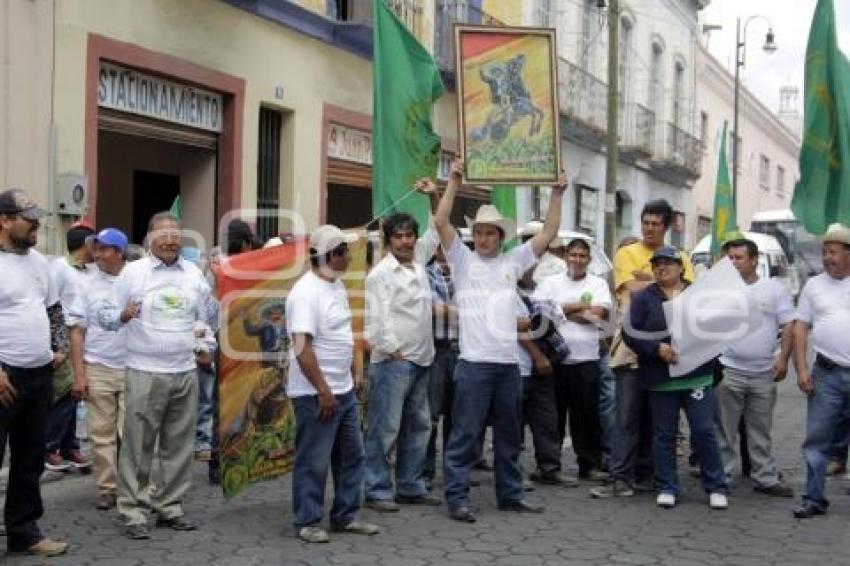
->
<box><xmin>216</xmin><ymin>236</ymin><xmax>368</xmax><ymax>499</ymax></box>
<box><xmin>455</xmin><ymin>25</ymin><xmax>560</xmax><ymax>184</ymax></box>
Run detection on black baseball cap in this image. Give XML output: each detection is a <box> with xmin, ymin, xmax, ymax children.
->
<box><xmin>0</xmin><ymin>188</ymin><xmax>48</xmax><ymax>220</ymax></box>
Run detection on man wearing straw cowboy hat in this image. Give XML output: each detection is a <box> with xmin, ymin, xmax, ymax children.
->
<box><xmin>431</xmin><ymin>158</ymin><xmax>566</xmax><ymax>523</ymax></box>
<box><xmin>793</xmin><ymin>223</ymin><xmax>850</xmax><ymax>519</ymax></box>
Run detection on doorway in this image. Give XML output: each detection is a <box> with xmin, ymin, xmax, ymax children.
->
<box><xmin>132</xmin><ymin>171</ymin><xmax>180</xmax><ymax>244</ymax></box>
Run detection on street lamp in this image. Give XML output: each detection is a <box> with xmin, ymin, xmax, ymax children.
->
<box><xmin>732</xmin><ymin>15</ymin><xmax>777</xmax><ymax>210</ymax></box>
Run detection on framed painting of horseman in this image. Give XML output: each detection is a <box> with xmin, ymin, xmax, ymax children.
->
<box><xmin>455</xmin><ymin>25</ymin><xmax>561</xmax><ymax>185</ymax></box>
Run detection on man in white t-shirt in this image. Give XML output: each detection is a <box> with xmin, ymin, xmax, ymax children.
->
<box><xmin>0</xmin><ymin>188</ymin><xmax>68</xmax><ymax>557</ymax></box>
<box><xmin>44</xmin><ymin>222</ymin><xmax>95</xmax><ymax>473</ymax></box>
<box><xmin>103</xmin><ymin>212</ymin><xmax>212</xmax><ymax>539</ymax></box>
<box><xmin>66</xmin><ymin>228</ymin><xmax>129</xmax><ymax>511</ymax></box>
<box><xmin>286</xmin><ymin>224</ymin><xmax>380</xmax><ymax>543</ymax></box>
<box><xmin>535</xmin><ymin>238</ymin><xmax>611</xmax><ymax>480</ymax></box>
<box><xmin>432</xmin><ymin>159</ymin><xmax>565</xmax><ymax>523</ymax></box>
<box><xmin>793</xmin><ymin>224</ymin><xmax>850</xmax><ymax>519</ymax></box>
<box><xmin>715</xmin><ymin>238</ymin><xmax>794</xmax><ymax>498</ymax></box>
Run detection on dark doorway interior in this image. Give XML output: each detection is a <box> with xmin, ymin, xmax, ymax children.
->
<box><xmin>133</xmin><ymin>171</ymin><xmax>180</xmax><ymax>244</ymax></box>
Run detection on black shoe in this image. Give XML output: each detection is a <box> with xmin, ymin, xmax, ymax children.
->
<box><xmin>96</xmin><ymin>493</ymin><xmax>117</xmax><ymax>510</ymax></box>
<box><xmin>470</xmin><ymin>478</ymin><xmax>481</xmax><ymax>487</ymax></box>
<box><xmin>155</xmin><ymin>516</ymin><xmax>197</xmax><ymax>531</ymax></box>
<box><xmin>395</xmin><ymin>494</ymin><xmax>442</xmax><ymax>506</ymax></box>
<box><xmin>449</xmin><ymin>507</ymin><xmax>477</xmax><ymax>523</ymax></box>
<box><xmin>473</xmin><ymin>459</ymin><xmax>494</xmax><ymax>471</ymax></box>
<box><xmin>126</xmin><ymin>523</ymin><xmax>150</xmax><ymax>539</ymax></box>
<box><xmin>530</xmin><ymin>470</ymin><xmax>579</xmax><ymax>488</ymax></box>
<box><xmin>498</xmin><ymin>500</ymin><xmax>544</xmax><ymax>513</ymax></box>
<box><xmin>0</xmin><ymin>523</ymin><xmax>6</xmax><ymax>537</ymax></box>
<box><xmin>793</xmin><ymin>504</ymin><xmax>825</xmax><ymax>519</ymax></box>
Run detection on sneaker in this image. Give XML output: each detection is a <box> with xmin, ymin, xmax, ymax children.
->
<box><xmin>96</xmin><ymin>493</ymin><xmax>117</xmax><ymax>510</ymax></box>
<box><xmin>297</xmin><ymin>526</ymin><xmax>330</xmax><ymax>543</ymax></box>
<box><xmin>656</xmin><ymin>492</ymin><xmax>676</xmax><ymax>508</ymax></box>
<box><xmin>24</xmin><ymin>538</ymin><xmax>68</xmax><ymax>557</ymax></box>
<box><xmin>365</xmin><ymin>499</ymin><xmax>400</xmax><ymax>513</ymax></box>
<box><xmin>61</xmin><ymin>449</ymin><xmax>92</xmax><ymax>469</ymax></box>
<box><xmin>754</xmin><ymin>482</ymin><xmax>794</xmax><ymax>498</ymax></box>
<box><xmin>330</xmin><ymin>521</ymin><xmax>380</xmax><ymax>535</ymax></box>
<box><xmin>709</xmin><ymin>492</ymin><xmax>728</xmax><ymax>510</ymax></box>
<box><xmin>44</xmin><ymin>452</ymin><xmax>71</xmax><ymax>472</ymax></box>
<box><xmin>589</xmin><ymin>479</ymin><xmax>635</xmax><ymax>498</ymax></box>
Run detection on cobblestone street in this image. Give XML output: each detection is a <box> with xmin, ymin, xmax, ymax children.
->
<box><xmin>4</xmin><ymin>375</ymin><xmax>850</xmax><ymax>566</ymax></box>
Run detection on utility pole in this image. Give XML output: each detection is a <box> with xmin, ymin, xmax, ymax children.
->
<box><xmin>604</xmin><ymin>0</ymin><xmax>619</xmax><ymax>259</ymax></box>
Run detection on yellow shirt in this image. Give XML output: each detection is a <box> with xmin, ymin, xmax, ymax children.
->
<box><xmin>613</xmin><ymin>242</ymin><xmax>695</xmax><ymax>305</ymax></box>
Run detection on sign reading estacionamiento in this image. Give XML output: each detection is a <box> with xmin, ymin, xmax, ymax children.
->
<box><xmin>98</xmin><ymin>62</ymin><xmax>223</xmax><ymax>132</ymax></box>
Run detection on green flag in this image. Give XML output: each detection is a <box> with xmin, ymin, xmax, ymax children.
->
<box><xmin>170</xmin><ymin>195</ymin><xmax>182</xmax><ymax>220</ymax></box>
<box><xmin>791</xmin><ymin>0</ymin><xmax>850</xmax><ymax>234</ymax></box>
<box><xmin>710</xmin><ymin>122</ymin><xmax>735</xmax><ymax>256</ymax></box>
<box><xmin>492</xmin><ymin>186</ymin><xmax>518</xmax><ymax>250</ymax></box>
<box><xmin>372</xmin><ymin>0</ymin><xmax>444</xmax><ymax>229</ymax></box>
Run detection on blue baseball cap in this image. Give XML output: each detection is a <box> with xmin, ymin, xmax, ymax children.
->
<box><xmin>650</xmin><ymin>246</ymin><xmax>683</xmax><ymax>263</ymax></box>
<box><xmin>93</xmin><ymin>228</ymin><xmax>128</xmax><ymax>252</ymax></box>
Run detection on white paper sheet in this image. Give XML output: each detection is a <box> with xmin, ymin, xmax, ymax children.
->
<box><xmin>662</xmin><ymin>257</ymin><xmax>750</xmax><ymax>377</ymax></box>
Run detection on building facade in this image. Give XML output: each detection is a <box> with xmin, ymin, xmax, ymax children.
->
<box><xmin>1</xmin><ymin>0</ymin><xmax>709</xmax><ymax>253</ymax></box>
<box><xmin>692</xmin><ymin>42</ymin><xmax>800</xmax><ymax>245</ymax></box>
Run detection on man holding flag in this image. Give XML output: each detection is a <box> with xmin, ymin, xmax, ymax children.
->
<box><xmin>790</xmin><ymin>0</ymin><xmax>850</xmax><ymax>519</ymax></box>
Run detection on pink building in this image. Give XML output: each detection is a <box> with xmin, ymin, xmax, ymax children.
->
<box><xmin>691</xmin><ymin>43</ymin><xmax>800</xmax><ymax>247</ymax></box>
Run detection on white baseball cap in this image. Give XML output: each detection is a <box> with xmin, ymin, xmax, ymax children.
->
<box><xmin>309</xmin><ymin>224</ymin><xmax>358</xmax><ymax>256</ymax></box>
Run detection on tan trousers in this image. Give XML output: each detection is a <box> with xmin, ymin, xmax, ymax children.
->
<box><xmin>117</xmin><ymin>368</ymin><xmax>197</xmax><ymax>526</ymax></box>
<box><xmin>85</xmin><ymin>362</ymin><xmax>126</xmax><ymax>496</ymax></box>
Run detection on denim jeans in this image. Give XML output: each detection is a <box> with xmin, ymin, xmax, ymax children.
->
<box><xmin>44</xmin><ymin>392</ymin><xmax>79</xmax><ymax>454</ymax></box>
<box><xmin>1</xmin><ymin>363</ymin><xmax>53</xmax><ymax>552</ymax></box>
<box><xmin>292</xmin><ymin>390</ymin><xmax>364</xmax><ymax>529</ymax></box>
<box><xmin>649</xmin><ymin>387</ymin><xmax>726</xmax><ymax>496</ymax></box>
<box><xmin>598</xmin><ymin>355</ymin><xmax>617</xmax><ymax>468</ymax></box>
<box><xmin>364</xmin><ymin>360</ymin><xmax>431</xmax><ymax>501</ymax></box>
<box><xmin>827</xmin><ymin>405</ymin><xmax>850</xmax><ymax>465</ymax></box>
<box><xmin>802</xmin><ymin>363</ymin><xmax>850</xmax><ymax>511</ymax></box>
<box><xmin>425</xmin><ymin>345</ymin><xmax>458</xmax><ymax>480</ymax></box>
<box><xmin>444</xmin><ymin>361</ymin><xmax>523</xmax><ymax>510</ymax></box>
<box><xmin>195</xmin><ymin>363</ymin><xmax>216</xmax><ymax>452</ymax></box>
<box><xmin>610</xmin><ymin>367</ymin><xmax>654</xmax><ymax>484</ymax></box>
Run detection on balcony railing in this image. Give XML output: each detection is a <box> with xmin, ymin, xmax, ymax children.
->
<box><xmin>434</xmin><ymin>0</ymin><xmax>506</xmax><ymax>70</ymax></box>
<box><xmin>337</xmin><ymin>0</ymin><xmax>424</xmax><ymax>39</ymax></box>
<box><xmin>659</xmin><ymin>123</ymin><xmax>702</xmax><ymax>177</ymax></box>
<box><xmin>620</xmin><ymin>102</ymin><xmax>655</xmax><ymax>156</ymax></box>
<box><xmin>558</xmin><ymin>57</ymin><xmax>607</xmax><ymax>134</ymax></box>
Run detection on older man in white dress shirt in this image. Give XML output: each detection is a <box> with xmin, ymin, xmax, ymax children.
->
<box><xmin>102</xmin><ymin>212</ymin><xmax>212</xmax><ymax>539</ymax></box>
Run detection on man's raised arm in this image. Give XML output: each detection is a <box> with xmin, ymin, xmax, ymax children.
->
<box><xmin>530</xmin><ymin>174</ymin><xmax>567</xmax><ymax>257</ymax></box>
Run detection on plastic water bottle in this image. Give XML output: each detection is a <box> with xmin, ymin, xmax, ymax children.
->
<box><xmin>76</xmin><ymin>401</ymin><xmax>88</xmax><ymax>440</ymax></box>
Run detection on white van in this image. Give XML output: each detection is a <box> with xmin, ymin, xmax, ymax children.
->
<box><xmin>690</xmin><ymin>231</ymin><xmax>801</xmax><ymax>300</ymax></box>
